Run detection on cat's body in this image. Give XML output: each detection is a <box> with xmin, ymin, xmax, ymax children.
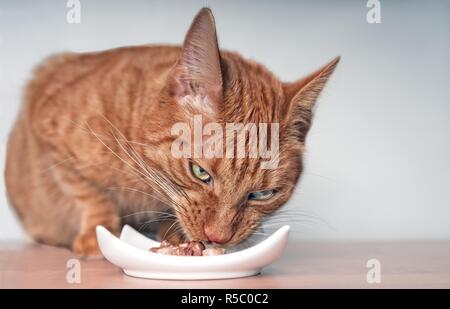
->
<box><xmin>5</xmin><ymin>8</ymin><xmax>339</xmax><ymax>255</ymax></box>
<box><xmin>6</xmin><ymin>46</ymin><xmax>183</xmax><ymax>247</ymax></box>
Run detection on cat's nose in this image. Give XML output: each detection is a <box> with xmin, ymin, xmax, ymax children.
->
<box><xmin>204</xmin><ymin>226</ymin><xmax>230</xmax><ymax>244</ymax></box>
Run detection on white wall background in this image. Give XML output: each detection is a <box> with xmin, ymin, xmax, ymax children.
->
<box><xmin>1</xmin><ymin>0</ymin><xmax>449</xmax><ymax>241</ymax></box>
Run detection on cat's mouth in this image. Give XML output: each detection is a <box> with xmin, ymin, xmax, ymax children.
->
<box><xmin>179</xmin><ymin>222</ymin><xmax>251</xmax><ymax>249</ymax></box>
<box><xmin>170</xmin><ymin>218</ymin><xmax>237</xmax><ymax>248</ymax></box>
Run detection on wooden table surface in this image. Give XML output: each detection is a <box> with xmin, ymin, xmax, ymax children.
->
<box><xmin>1</xmin><ymin>240</ymin><xmax>449</xmax><ymax>288</ymax></box>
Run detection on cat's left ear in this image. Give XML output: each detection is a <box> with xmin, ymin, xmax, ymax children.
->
<box><xmin>282</xmin><ymin>56</ymin><xmax>340</xmax><ymax>142</ymax></box>
<box><xmin>168</xmin><ymin>8</ymin><xmax>223</xmax><ymax>107</ymax></box>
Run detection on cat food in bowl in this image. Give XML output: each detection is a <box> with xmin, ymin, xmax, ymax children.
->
<box><xmin>149</xmin><ymin>240</ymin><xmax>225</xmax><ymax>256</ymax></box>
<box><xmin>96</xmin><ymin>224</ymin><xmax>290</xmax><ymax>280</ymax></box>
<box><xmin>202</xmin><ymin>247</ymin><xmax>226</xmax><ymax>256</ymax></box>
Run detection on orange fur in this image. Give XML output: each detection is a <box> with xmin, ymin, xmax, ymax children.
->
<box><xmin>5</xmin><ymin>8</ymin><xmax>339</xmax><ymax>256</ymax></box>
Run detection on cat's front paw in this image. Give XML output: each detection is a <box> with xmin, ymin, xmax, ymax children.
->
<box><xmin>72</xmin><ymin>232</ymin><xmax>102</xmax><ymax>258</ymax></box>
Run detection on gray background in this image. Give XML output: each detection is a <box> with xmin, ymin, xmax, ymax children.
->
<box><xmin>1</xmin><ymin>0</ymin><xmax>449</xmax><ymax>241</ymax></box>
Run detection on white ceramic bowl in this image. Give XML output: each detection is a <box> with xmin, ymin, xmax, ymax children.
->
<box><xmin>96</xmin><ymin>224</ymin><xmax>290</xmax><ymax>280</ymax></box>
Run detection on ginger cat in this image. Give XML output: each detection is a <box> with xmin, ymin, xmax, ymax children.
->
<box><xmin>5</xmin><ymin>8</ymin><xmax>339</xmax><ymax>256</ymax></box>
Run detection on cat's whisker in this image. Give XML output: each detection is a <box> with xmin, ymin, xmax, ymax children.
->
<box><xmin>138</xmin><ymin>216</ymin><xmax>180</xmax><ymax>233</ymax></box>
<box><xmin>101</xmin><ymin>115</ymin><xmax>191</xmax><ymax>212</ymax></box>
<box><xmin>84</xmin><ymin>121</ymin><xmax>154</xmax><ymax>184</ymax></box>
<box><xmin>105</xmin><ymin>186</ymin><xmax>180</xmax><ymax>215</ymax></box>
<box><xmin>267</xmin><ymin>217</ymin><xmax>335</xmax><ymax>231</ymax></box>
<box><xmin>60</xmin><ymin>115</ymin><xmax>150</xmax><ymax>148</ymax></box>
<box><xmin>261</xmin><ymin>218</ymin><xmax>319</xmax><ymax>226</ymax></box>
<box><xmin>271</xmin><ymin>208</ymin><xmax>322</xmax><ymax>216</ymax></box>
<box><xmin>249</xmin><ymin>230</ymin><xmax>269</xmax><ymax>238</ymax></box>
<box><xmin>161</xmin><ymin>220</ymin><xmax>179</xmax><ymax>241</ymax></box>
<box><xmin>117</xmin><ymin>210</ymin><xmax>177</xmax><ymax>220</ymax></box>
<box><xmin>261</xmin><ymin>222</ymin><xmax>324</xmax><ymax>236</ymax></box>
<box><xmin>271</xmin><ymin>211</ymin><xmax>322</xmax><ymax>220</ymax></box>
<box><xmin>105</xmin><ymin>168</ymin><xmax>179</xmax><ymax>208</ymax></box>
<box><xmin>233</xmin><ymin>235</ymin><xmax>262</xmax><ymax>251</ymax></box>
<box><xmin>112</xmin><ymin>167</ymin><xmax>178</xmax><ymax>213</ymax></box>
<box><xmin>138</xmin><ymin>215</ymin><xmax>177</xmax><ymax>230</ymax></box>
<box><xmin>268</xmin><ymin>208</ymin><xmax>333</xmax><ymax>229</ymax></box>
<box><xmin>263</xmin><ymin>217</ymin><xmax>319</xmax><ymax>224</ymax></box>
<box><xmin>303</xmin><ymin>172</ymin><xmax>336</xmax><ymax>182</ymax></box>
<box><xmin>84</xmin><ymin>120</ymin><xmax>187</xmax><ymax>215</ymax></box>
<box><xmin>170</xmin><ymin>225</ymin><xmax>188</xmax><ymax>242</ymax></box>
<box><xmin>248</xmin><ymin>230</ymin><xmax>269</xmax><ymax>236</ymax></box>
<box><xmin>138</xmin><ymin>217</ymin><xmax>177</xmax><ymax>232</ymax></box>
<box><xmin>264</xmin><ymin>212</ymin><xmax>319</xmax><ymax>220</ymax></box>
<box><xmin>39</xmin><ymin>156</ymin><xmax>75</xmax><ymax>174</ymax></box>
<box><xmin>38</xmin><ymin>124</ymin><xmax>185</xmax><ymax>228</ymax></box>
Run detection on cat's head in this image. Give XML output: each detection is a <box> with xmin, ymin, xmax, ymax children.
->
<box><xmin>146</xmin><ymin>8</ymin><xmax>339</xmax><ymax>245</ymax></box>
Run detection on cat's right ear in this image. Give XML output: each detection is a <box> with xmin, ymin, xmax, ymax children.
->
<box><xmin>166</xmin><ymin>8</ymin><xmax>223</xmax><ymax>109</ymax></box>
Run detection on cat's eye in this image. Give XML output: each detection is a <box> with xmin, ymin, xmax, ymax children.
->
<box><xmin>248</xmin><ymin>189</ymin><xmax>276</xmax><ymax>201</ymax></box>
<box><xmin>190</xmin><ymin>163</ymin><xmax>211</xmax><ymax>183</ymax></box>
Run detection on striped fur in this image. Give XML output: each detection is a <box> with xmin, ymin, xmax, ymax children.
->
<box><xmin>5</xmin><ymin>8</ymin><xmax>338</xmax><ymax>255</ymax></box>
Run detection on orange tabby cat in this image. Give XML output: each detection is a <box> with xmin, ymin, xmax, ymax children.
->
<box><xmin>5</xmin><ymin>8</ymin><xmax>339</xmax><ymax>256</ymax></box>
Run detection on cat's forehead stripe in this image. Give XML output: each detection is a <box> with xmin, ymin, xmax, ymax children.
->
<box><xmin>220</xmin><ymin>52</ymin><xmax>283</xmax><ymax>125</ymax></box>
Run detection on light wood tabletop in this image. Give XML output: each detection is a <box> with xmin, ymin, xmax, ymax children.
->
<box><xmin>1</xmin><ymin>240</ymin><xmax>449</xmax><ymax>288</ymax></box>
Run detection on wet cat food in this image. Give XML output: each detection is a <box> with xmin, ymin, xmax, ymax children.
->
<box><xmin>202</xmin><ymin>247</ymin><xmax>226</xmax><ymax>256</ymax></box>
<box><xmin>150</xmin><ymin>240</ymin><xmax>225</xmax><ymax>256</ymax></box>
